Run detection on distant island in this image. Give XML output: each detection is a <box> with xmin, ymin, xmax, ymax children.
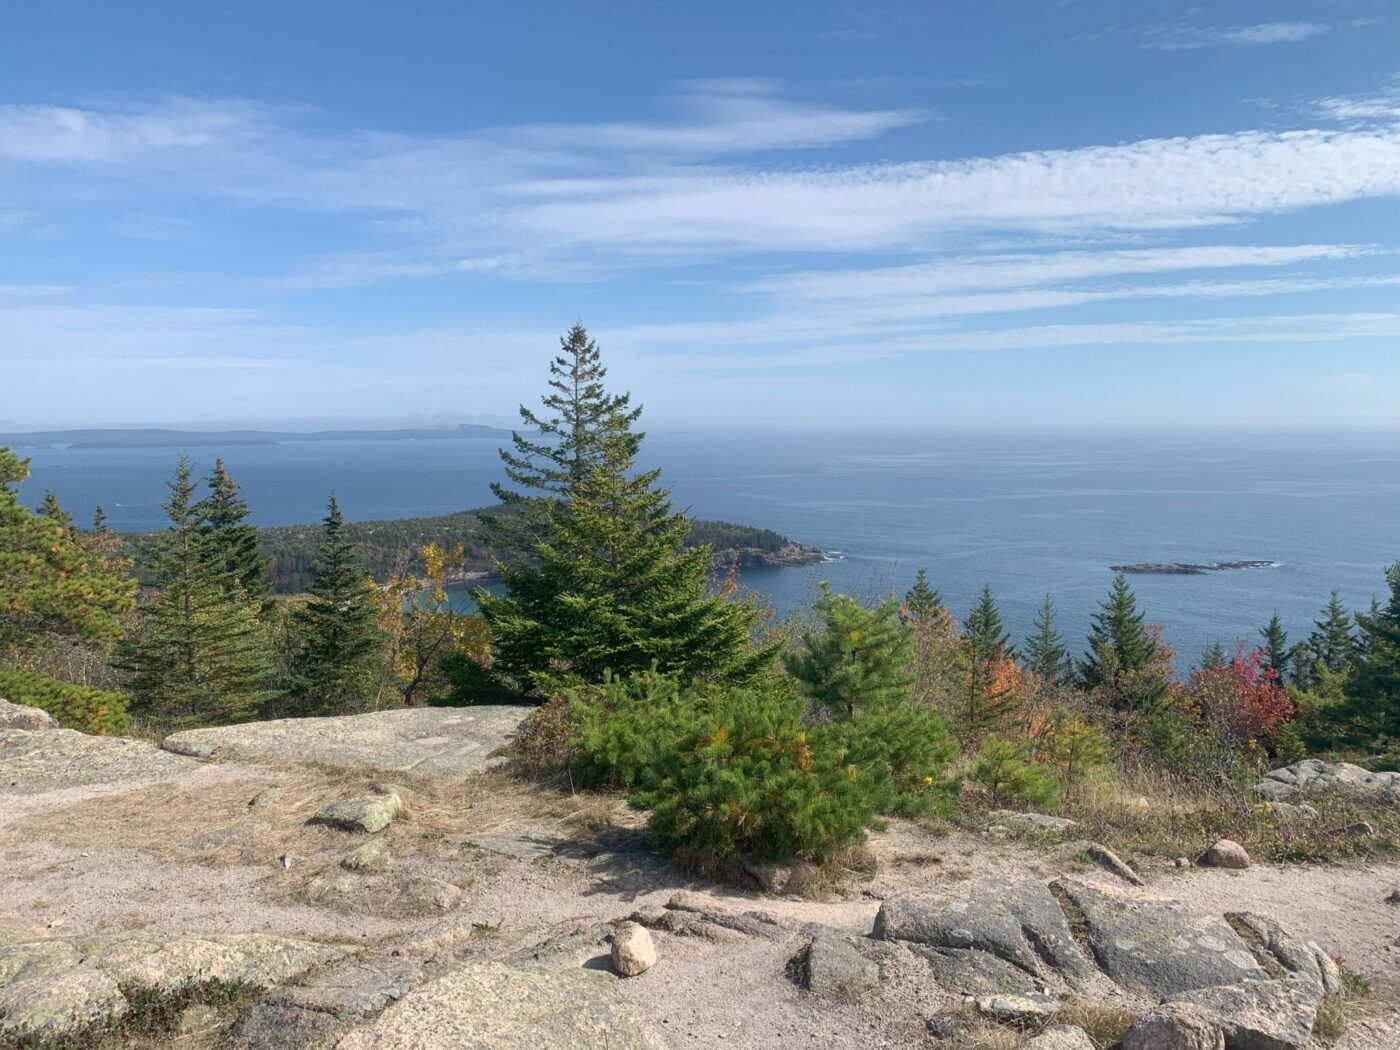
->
<box><xmin>121</xmin><ymin>507</ymin><xmax>825</xmax><ymax>593</ymax></box>
<box><xmin>1111</xmin><ymin>560</ymin><xmax>1279</xmax><ymax>575</ymax></box>
<box><xmin>0</xmin><ymin>425</ymin><xmax>514</xmax><ymax>450</ymax></box>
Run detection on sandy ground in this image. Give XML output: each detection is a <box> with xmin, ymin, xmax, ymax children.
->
<box><xmin>2</xmin><ymin>758</ymin><xmax>1397</xmax><ymax>1049</ymax></box>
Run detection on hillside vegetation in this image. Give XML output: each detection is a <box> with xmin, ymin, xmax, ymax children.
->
<box><xmin>120</xmin><ymin>508</ymin><xmax>810</xmax><ymax>593</ymax></box>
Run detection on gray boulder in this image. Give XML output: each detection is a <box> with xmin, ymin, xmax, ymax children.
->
<box><xmin>874</xmin><ymin>877</ymin><xmax>1092</xmax><ymax>984</ymax></box>
<box><xmin>1120</xmin><ymin>1002</ymin><xmax>1226</xmax><ymax>1050</ymax></box>
<box><xmin>1167</xmin><ymin>977</ymin><xmax>1319</xmax><ymax>1050</ymax></box>
<box><xmin>1202</xmin><ymin>839</ymin><xmax>1251</xmax><ymax>869</ymax></box>
<box><xmin>334</xmin><ymin>962</ymin><xmax>663</xmax><ymax>1049</ymax></box>
<box><xmin>610</xmin><ymin>922</ymin><xmax>656</xmax><ymax>978</ymax></box>
<box><xmin>1225</xmin><ymin>912</ymin><xmax>1338</xmax><ymax>993</ymax></box>
<box><xmin>974</xmin><ymin>992</ymin><xmax>1062</xmax><ymax>1023</ymax></box>
<box><xmin>310</xmin><ymin>788</ymin><xmax>401</xmax><ymax>834</ymax></box>
<box><xmin>989</xmin><ymin>810</ymin><xmax>1078</xmax><ymax>836</ymax></box>
<box><xmin>0</xmin><ymin>699</ymin><xmax>57</xmax><ymax>731</ymax></box>
<box><xmin>1051</xmin><ymin>878</ymin><xmax>1266</xmax><ymax>997</ymax></box>
<box><xmin>796</xmin><ymin>933</ymin><xmax>880</xmax><ymax>996</ymax></box>
<box><xmin>1084</xmin><ymin>842</ymin><xmax>1143</xmax><ymax>886</ymax></box>
<box><xmin>341</xmin><ymin>838</ymin><xmax>392</xmax><ymax>873</ymax></box>
<box><xmin>1251</xmin><ymin>758</ymin><xmax>1400</xmax><ymax>804</ymax></box>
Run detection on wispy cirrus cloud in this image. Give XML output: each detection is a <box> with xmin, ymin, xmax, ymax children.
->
<box><xmin>1138</xmin><ymin>22</ymin><xmax>1329</xmax><ymax>50</ymax></box>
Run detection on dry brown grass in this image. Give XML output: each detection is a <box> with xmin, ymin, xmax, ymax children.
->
<box><xmin>12</xmin><ymin>762</ymin><xmax>625</xmax><ymax>872</ymax></box>
<box><xmin>955</xmin><ymin>765</ymin><xmax>1400</xmax><ymax>866</ymax></box>
<box><xmin>958</xmin><ymin>1000</ymin><xmax>1140</xmax><ymax>1050</ymax></box>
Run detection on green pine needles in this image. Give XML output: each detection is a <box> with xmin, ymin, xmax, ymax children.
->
<box><xmin>477</xmin><ymin>324</ymin><xmax>775</xmax><ymax>693</ymax></box>
<box><xmin>289</xmin><ymin>494</ymin><xmax>388</xmax><ymax>714</ymax></box>
<box><xmin>118</xmin><ymin>457</ymin><xmax>276</xmax><ymax>726</ymax></box>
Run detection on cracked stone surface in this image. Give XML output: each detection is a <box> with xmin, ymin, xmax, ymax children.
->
<box><xmin>1052</xmin><ymin>878</ymin><xmax>1266</xmax><ymax>997</ymax></box>
<box><xmin>874</xmin><ymin>877</ymin><xmax>1092</xmax><ymax>984</ymax></box>
<box><xmin>0</xmin><ymin>933</ymin><xmax>348</xmax><ymax>1040</ymax></box>
<box><xmin>1</xmin><ymin>727</ymin><xmax>200</xmax><ymax>795</ymax></box>
<box><xmin>1168</xmin><ymin>977</ymin><xmax>1321</xmax><ymax>1050</ymax></box>
<box><xmin>162</xmin><ymin>706</ymin><xmax>531</xmax><ymax>777</ymax></box>
<box><xmin>334</xmin><ymin>962</ymin><xmax>663</xmax><ymax>1049</ymax></box>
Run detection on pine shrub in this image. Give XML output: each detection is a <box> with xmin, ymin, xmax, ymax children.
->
<box><xmin>970</xmin><ymin>735</ymin><xmax>1061</xmax><ymax>810</ymax></box>
<box><xmin>634</xmin><ymin>684</ymin><xmax>881</xmax><ymax>863</ymax></box>
<box><xmin>0</xmin><ymin>667</ymin><xmax>130</xmax><ymax>734</ymax></box>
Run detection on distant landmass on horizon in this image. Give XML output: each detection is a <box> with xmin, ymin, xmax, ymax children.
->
<box><xmin>0</xmin><ymin>426</ymin><xmax>515</xmax><ymax>450</ymax></box>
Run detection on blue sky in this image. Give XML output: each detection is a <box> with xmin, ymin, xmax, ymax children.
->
<box><xmin>2</xmin><ymin>1</ymin><xmax>1397</xmax><ymax>430</ymax></box>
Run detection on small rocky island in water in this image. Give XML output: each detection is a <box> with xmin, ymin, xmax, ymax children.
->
<box><xmin>1111</xmin><ymin>560</ymin><xmax>1279</xmax><ymax>575</ymax></box>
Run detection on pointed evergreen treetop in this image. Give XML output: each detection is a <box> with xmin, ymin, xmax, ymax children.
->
<box><xmin>494</xmin><ymin>323</ymin><xmax>641</xmax><ymax>503</ymax></box>
<box><xmin>965</xmin><ymin>584</ymin><xmax>1012</xmax><ymax>664</ymax></box>
<box><xmin>1022</xmin><ymin>594</ymin><xmax>1068</xmax><ymax>684</ymax></box>
<box><xmin>1079</xmin><ymin>572</ymin><xmax>1167</xmax><ymax>710</ymax></box>
<box><xmin>291</xmin><ymin>493</ymin><xmax>387</xmax><ymax>714</ymax></box>
<box><xmin>477</xmin><ymin>326</ymin><xmax>775</xmax><ymax>691</ymax></box>
<box><xmin>1308</xmin><ymin>590</ymin><xmax>1356</xmax><ymax>674</ymax></box>
<box><xmin>118</xmin><ymin>455</ymin><xmax>275</xmax><ymax>725</ymax></box>
<box><xmin>1259</xmin><ymin>613</ymin><xmax>1289</xmax><ymax>681</ymax></box>
<box><xmin>786</xmin><ymin>583</ymin><xmax>913</xmax><ymax>717</ymax></box>
<box><xmin>198</xmin><ymin>458</ymin><xmax>269</xmax><ymax>599</ymax></box>
<box><xmin>903</xmin><ymin>569</ymin><xmax>946</xmax><ymax>625</ymax></box>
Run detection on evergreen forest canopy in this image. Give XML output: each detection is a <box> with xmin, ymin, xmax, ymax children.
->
<box><xmin>2</xmin><ymin>322</ymin><xmax>1398</xmax><ymax>871</ymax></box>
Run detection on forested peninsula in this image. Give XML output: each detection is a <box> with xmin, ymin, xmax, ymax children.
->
<box><xmin>120</xmin><ymin>508</ymin><xmax>824</xmax><ymax>593</ymax></box>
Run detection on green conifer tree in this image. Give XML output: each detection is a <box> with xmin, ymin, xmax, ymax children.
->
<box><xmin>0</xmin><ymin>447</ymin><xmax>134</xmax><ymax>649</ymax></box>
<box><xmin>1259</xmin><ymin>614</ymin><xmax>1289</xmax><ymax>682</ymax></box>
<box><xmin>1079</xmin><ymin>573</ymin><xmax>1168</xmax><ymax>711</ymax></box>
<box><xmin>966</xmin><ymin>585</ymin><xmax>1012</xmax><ymax>664</ymax></box>
<box><xmin>1326</xmin><ymin>564</ymin><xmax>1400</xmax><ymax>749</ymax></box>
<box><xmin>903</xmin><ymin>569</ymin><xmax>946</xmax><ymax>626</ymax></box>
<box><xmin>956</xmin><ymin>585</ymin><xmax>1017</xmax><ymax>740</ymax></box>
<box><xmin>786</xmin><ymin>584</ymin><xmax>913</xmax><ymax>717</ymax></box>
<box><xmin>477</xmin><ymin>325</ymin><xmax>774</xmax><ymax>691</ymax></box>
<box><xmin>118</xmin><ymin>457</ymin><xmax>276</xmax><ymax>725</ymax></box>
<box><xmin>1308</xmin><ymin>591</ymin><xmax>1356</xmax><ymax>675</ymax></box>
<box><xmin>1198</xmin><ymin>642</ymin><xmax>1227</xmax><ymax>670</ymax></box>
<box><xmin>1022</xmin><ymin>594</ymin><xmax>1068</xmax><ymax>685</ymax></box>
<box><xmin>198</xmin><ymin>458</ymin><xmax>269</xmax><ymax>601</ymax></box>
<box><xmin>290</xmin><ymin>494</ymin><xmax>387</xmax><ymax>713</ymax></box>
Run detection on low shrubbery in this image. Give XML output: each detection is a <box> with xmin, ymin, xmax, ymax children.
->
<box><xmin>556</xmin><ymin>666</ymin><xmax>957</xmax><ymax>866</ymax></box>
<box><xmin>0</xmin><ymin>666</ymin><xmax>130</xmax><ymax>734</ymax></box>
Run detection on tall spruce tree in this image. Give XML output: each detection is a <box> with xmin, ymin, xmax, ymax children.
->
<box><xmin>1079</xmin><ymin>573</ymin><xmax>1167</xmax><ymax>711</ymax></box>
<box><xmin>966</xmin><ymin>585</ymin><xmax>1011</xmax><ymax>664</ymax></box>
<box><xmin>903</xmin><ymin>569</ymin><xmax>947</xmax><ymax>627</ymax></box>
<box><xmin>1022</xmin><ymin>594</ymin><xmax>1069</xmax><ymax>685</ymax></box>
<box><xmin>1307</xmin><ymin>591</ymin><xmax>1356</xmax><ymax>675</ymax></box>
<box><xmin>786</xmin><ymin>584</ymin><xmax>913</xmax><ymax>717</ymax></box>
<box><xmin>476</xmin><ymin>325</ymin><xmax>774</xmax><ymax>691</ymax></box>
<box><xmin>198</xmin><ymin>459</ymin><xmax>269</xmax><ymax>601</ymax></box>
<box><xmin>956</xmin><ymin>585</ymin><xmax>1017</xmax><ymax>739</ymax></box>
<box><xmin>1326</xmin><ymin>563</ymin><xmax>1400</xmax><ymax>749</ymax></box>
<box><xmin>118</xmin><ymin>457</ymin><xmax>275</xmax><ymax>725</ymax></box>
<box><xmin>290</xmin><ymin>494</ymin><xmax>387</xmax><ymax>713</ymax></box>
<box><xmin>1259</xmin><ymin>614</ymin><xmax>1290</xmax><ymax>681</ymax></box>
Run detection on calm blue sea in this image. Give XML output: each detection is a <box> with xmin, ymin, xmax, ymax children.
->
<box><xmin>16</xmin><ymin>429</ymin><xmax>1399</xmax><ymax>667</ymax></box>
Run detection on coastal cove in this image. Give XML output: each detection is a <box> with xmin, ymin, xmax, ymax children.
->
<box><xmin>19</xmin><ymin>428</ymin><xmax>1399</xmax><ymax>665</ymax></box>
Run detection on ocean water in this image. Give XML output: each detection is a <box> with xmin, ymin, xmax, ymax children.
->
<box><xmin>15</xmin><ymin>429</ymin><xmax>1399</xmax><ymax>666</ymax></box>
